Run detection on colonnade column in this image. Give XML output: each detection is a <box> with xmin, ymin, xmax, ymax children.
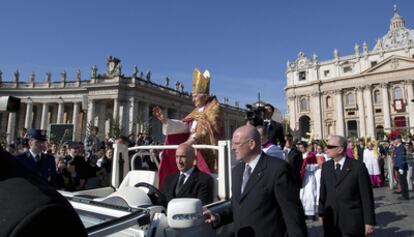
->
<box><xmin>57</xmin><ymin>101</ymin><xmax>64</xmax><ymax>124</ymax></box>
<box><xmin>40</xmin><ymin>103</ymin><xmax>49</xmax><ymax>130</ymax></box>
<box><xmin>119</xmin><ymin>101</ymin><xmax>126</xmax><ymax>135</ymax></box>
<box><xmin>406</xmin><ymin>80</ymin><xmax>414</xmax><ymax>134</ymax></box>
<box><xmin>113</xmin><ymin>99</ymin><xmax>119</xmax><ymax>124</ymax></box>
<box><xmin>141</xmin><ymin>102</ymin><xmax>150</xmax><ymax>133</ymax></box>
<box><xmin>288</xmin><ymin>96</ymin><xmax>296</xmax><ymax>133</ymax></box>
<box><xmin>6</xmin><ymin>112</ymin><xmax>16</xmax><ymax>144</ymax></box>
<box><xmin>364</xmin><ymin>85</ymin><xmax>375</xmax><ymax>137</ymax></box>
<box><xmin>87</xmin><ymin>99</ymin><xmax>95</xmax><ymax>126</ymax></box>
<box><xmin>357</xmin><ymin>87</ymin><xmax>366</xmax><ymax>137</ymax></box>
<box><xmin>311</xmin><ymin>92</ymin><xmax>322</xmax><ymax>139</ymax></box>
<box><xmin>381</xmin><ymin>83</ymin><xmax>391</xmax><ymax>133</ymax></box>
<box><xmin>72</xmin><ymin>102</ymin><xmax>80</xmax><ymax>140</ymax></box>
<box><xmin>334</xmin><ymin>90</ymin><xmax>344</xmax><ymax>136</ymax></box>
<box><xmin>128</xmin><ymin>97</ymin><xmax>136</xmax><ymax>135</ymax></box>
<box><xmin>24</xmin><ymin>100</ymin><xmax>33</xmax><ymax>129</ymax></box>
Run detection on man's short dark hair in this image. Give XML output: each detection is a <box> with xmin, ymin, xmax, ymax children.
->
<box><xmin>264</xmin><ymin>104</ymin><xmax>275</xmax><ymax>113</ymax></box>
<box><xmin>298</xmin><ymin>141</ymin><xmax>308</xmax><ymax>148</ymax></box>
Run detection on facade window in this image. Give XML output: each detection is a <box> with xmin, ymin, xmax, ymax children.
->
<box><xmin>394</xmin><ymin>116</ymin><xmax>406</xmax><ymax>128</ymax></box>
<box><xmin>343</xmin><ymin>66</ymin><xmax>352</xmax><ymax>73</ymax></box>
<box><xmin>300</xmin><ymin>97</ymin><xmax>308</xmax><ymax>112</ymax></box>
<box><xmin>393</xmin><ymin>87</ymin><xmax>403</xmax><ymax>99</ymax></box>
<box><xmin>347</xmin><ymin>120</ymin><xmax>358</xmax><ymax>138</ymax></box>
<box><xmin>326</xmin><ymin>96</ymin><xmax>332</xmax><ymax>108</ymax></box>
<box><xmin>324</xmin><ymin>70</ymin><xmax>330</xmax><ymax>77</ymax></box>
<box><xmin>327</xmin><ymin>124</ymin><xmax>333</xmax><ymax>136</ymax></box>
<box><xmin>371</xmin><ymin>61</ymin><xmax>378</xmax><ymax>67</ymax></box>
<box><xmin>345</xmin><ymin>93</ymin><xmax>355</xmax><ymax>106</ymax></box>
<box><xmin>299</xmin><ymin>71</ymin><xmax>306</xmax><ymax>81</ymax></box>
<box><xmin>373</xmin><ymin>90</ymin><xmax>381</xmax><ymax>104</ymax></box>
<box><xmin>376</xmin><ymin>126</ymin><xmax>384</xmax><ymax>141</ymax></box>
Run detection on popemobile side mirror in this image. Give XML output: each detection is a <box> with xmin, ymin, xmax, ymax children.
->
<box><xmin>167</xmin><ymin>198</ymin><xmax>203</xmax><ymax>229</ymax></box>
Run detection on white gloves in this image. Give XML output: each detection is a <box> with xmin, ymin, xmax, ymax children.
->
<box><xmin>399</xmin><ymin>169</ymin><xmax>404</xmax><ymax>175</ymax></box>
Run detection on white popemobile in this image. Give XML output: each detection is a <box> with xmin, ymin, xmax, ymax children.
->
<box><xmin>60</xmin><ymin>141</ymin><xmax>240</xmax><ymax>237</ymax></box>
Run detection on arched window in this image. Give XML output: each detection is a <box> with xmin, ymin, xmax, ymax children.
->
<box><xmin>394</xmin><ymin>87</ymin><xmax>403</xmax><ymax>99</ymax></box>
<box><xmin>326</xmin><ymin>96</ymin><xmax>332</xmax><ymax>108</ymax></box>
<box><xmin>373</xmin><ymin>90</ymin><xmax>381</xmax><ymax>104</ymax></box>
<box><xmin>300</xmin><ymin>97</ymin><xmax>308</xmax><ymax>112</ymax></box>
<box><xmin>345</xmin><ymin>92</ymin><xmax>355</xmax><ymax>106</ymax></box>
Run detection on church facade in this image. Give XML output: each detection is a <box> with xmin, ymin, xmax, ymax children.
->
<box><xmin>0</xmin><ymin>56</ymin><xmax>245</xmax><ymax>144</ymax></box>
<box><xmin>286</xmin><ymin>6</ymin><xmax>414</xmax><ymax>140</ymax></box>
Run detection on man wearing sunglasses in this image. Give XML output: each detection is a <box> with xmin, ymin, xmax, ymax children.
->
<box><xmin>319</xmin><ymin>135</ymin><xmax>376</xmax><ymax>237</ymax></box>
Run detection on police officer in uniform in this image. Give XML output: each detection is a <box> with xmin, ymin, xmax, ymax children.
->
<box><xmin>16</xmin><ymin>128</ymin><xmax>57</xmax><ymax>187</ymax></box>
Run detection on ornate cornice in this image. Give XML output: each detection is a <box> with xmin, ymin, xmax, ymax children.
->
<box><xmin>311</xmin><ymin>91</ymin><xmax>321</xmax><ymax>97</ymax></box>
<box><xmin>404</xmin><ymin>79</ymin><xmax>414</xmax><ymax>86</ymax></box>
<box><xmin>380</xmin><ymin>82</ymin><xmax>389</xmax><ymax>89</ymax></box>
<box><xmin>363</xmin><ymin>84</ymin><xmax>372</xmax><ymax>90</ymax></box>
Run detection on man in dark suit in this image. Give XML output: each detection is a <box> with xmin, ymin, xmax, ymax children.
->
<box><xmin>391</xmin><ymin>135</ymin><xmax>409</xmax><ymax>200</ymax></box>
<box><xmin>284</xmin><ymin>133</ymin><xmax>304</xmax><ymax>190</ymax></box>
<box><xmin>204</xmin><ymin>125</ymin><xmax>307</xmax><ymax>237</ymax></box>
<box><xmin>162</xmin><ymin>143</ymin><xmax>214</xmax><ymax>205</ymax></box>
<box><xmin>319</xmin><ymin>135</ymin><xmax>376</xmax><ymax>237</ymax></box>
<box><xmin>0</xmin><ymin>148</ymin><xmax>87</xmax><ymax>237</ymax></box>
<box><xmin>263</xmin><ymin>103</ymin><xmax>285</xmax><ymax>147</ymax></box>
<box><xmin>15</xmin><ymin>128</ymin><xmax>57</xmax><ymax>187</ymax></box>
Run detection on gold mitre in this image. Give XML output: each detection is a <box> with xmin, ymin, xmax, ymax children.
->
<box><xmin>192</xmin><ymin>68</ymin><xmax>210</xmax><ymax>94</ymax></box>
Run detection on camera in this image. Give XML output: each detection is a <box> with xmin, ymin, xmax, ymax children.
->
<box><xmin>245</xmin><ymin>104</ymin><xmax>265</xmax><ymax>126</ymax></box>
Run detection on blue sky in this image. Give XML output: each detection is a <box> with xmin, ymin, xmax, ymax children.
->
<box><xmin>1</xmin><ymin>0</ymin><xmax>413</xmax><ymax>113</ymax></box>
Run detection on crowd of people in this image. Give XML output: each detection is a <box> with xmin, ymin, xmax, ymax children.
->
<box><xmin>3</xmin><ymin>67</ymin><xmax>414</xmax><ymax>237</ymax></box>
<box><xmin>8</xmin><ymin>126</ymin><xmax>161</xmax><ymax>191</ymax></box>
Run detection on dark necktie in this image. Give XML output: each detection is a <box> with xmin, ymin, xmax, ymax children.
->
<box><xmin>34</xmin><ymin>154</ymin><xmax>41</xmax><ymax>163</ymax></box>
<box><xmin>175</xmin><ymin>173</ymin><xmax>186</xmax><ymax>196</ymax></box>
<box><xmin>241</xmin><ymin>164</ymin><xmax>252</xmax><ymax>193</ymax></box>
<box><xmin>335</xmin><ymin>163</ymin><xmax>341</xmax><ymax>179</ymax></box>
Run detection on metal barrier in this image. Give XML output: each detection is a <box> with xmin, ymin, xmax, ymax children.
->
<box><xmin>112</xmin><ymin>141</ymin><xmax>233</xmax><ymax>201</ymax></box>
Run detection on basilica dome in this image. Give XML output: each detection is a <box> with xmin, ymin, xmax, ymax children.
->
<box><xmin>373</xmin><ymin>5</ymin><xmax>414</xmax><ymax>51</ymax></box>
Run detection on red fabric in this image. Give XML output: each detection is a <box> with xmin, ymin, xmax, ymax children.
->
<box><xmin>300</xmin><ymin>152</ymin><xmax>317</xmax><ymax>183</ymax></box>
<box><xmin>369</xmin><ymin>175</ymin><xmax>383</xmax><ymax>187</ymax></box>
<box><xmin>195</xmin><ymin>150</ymin><xmax>211</xmax><ymax>174</ymax></box>
<box><xmin>158</xmin><ymin>133</ymin><xmax>188</xmax><ymax>190</ymax></box>
<box><xmin>158</xmin><ymin>133</ymin><xmax>211</xmax><ymax>190</ymax></box>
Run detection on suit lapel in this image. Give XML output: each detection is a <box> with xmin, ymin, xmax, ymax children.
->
<box><xmin>239</xmin><ymin>154</ymin><xmax>266</xmax><ymax>202</ymax></box>
<box><xmin>170</xmin><ymin>173</ymin><xmax>179</xmax><ymax>196</ymax></box>
<box><xmin>336</xmin><ymin>158</ymin><xmax>352</xmax><ymax>186</ymax></box>
<box><xmin>25</xmin><ymin>151</ymin><xmax>37</xmax><ymax>167</ymax></box>
<box><xmin>233</xmin><ymin>162</ymin><xmax>244</xmax><ymax>202</ymax></box>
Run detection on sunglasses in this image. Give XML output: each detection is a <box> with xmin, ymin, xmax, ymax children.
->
<box><xmin>326</xmin><ymin>145</ymin><xmax>339</xmax><ymax>149</ymax></box>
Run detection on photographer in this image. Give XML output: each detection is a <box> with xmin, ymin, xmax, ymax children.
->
<box><xmin>245</xmin><ymin>103</ymin><xmax>285</xmax><ymax>148</ymax></box>
<box><xmin>263</xmin><ymin>104</ymin><xmax>285</xmax><ymax>147</ymax></box>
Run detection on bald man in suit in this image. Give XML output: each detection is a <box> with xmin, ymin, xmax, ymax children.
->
<box><xmin>162</xmin><ymin>143</ymin><xmax>214</xmax><ymax>205</ymax></box>
<box><xmin>204</xmin><ymin>125</ymin><xmax>307</xmax><ymax>237</ymax></box>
